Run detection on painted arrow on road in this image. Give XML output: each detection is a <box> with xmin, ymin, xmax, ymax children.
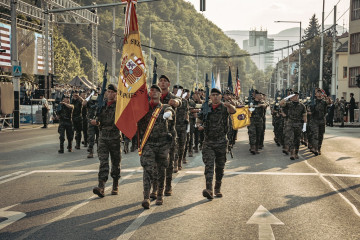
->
<box><xmin>247</xmin><ymin>205</ymin><xmax>284</xmax><ymax>240</ymax></box>
<box><xmin>0</xmin><ymin>204</ymin><xmax>26</xmax><ymax>231</ymax></box>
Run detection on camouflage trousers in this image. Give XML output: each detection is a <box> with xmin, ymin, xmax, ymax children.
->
<box><xmin>140</xmin><ymin>142</ymin><xmax>170</xmax><ymax>196</ymax></box>
<box><xmin>82</xmin><ymin>118</ymin><xmax>88</xmax><ymax>144</ymax></box>
<box><xmin>284</xmin><ymin>121</ymin><xmax>302</xmax><ymax>151</ymax></box>
<box><xmin>87</xmin><ymin>124</ymin><xmax>99</xmax><ymax>150</ymax></box>
<box><xmin>248</xmin><ymin>119</ymin><xmax>264</xmax><ymax>146</ymax></box>
<box><xmin>73</xmin><ymin>118</ymin><xmax>83</xmax><ymax>145</ymax></box>
<box><xmin>175</xmin><ymin>126</ymin><xmax>187</xmax><ymax>167</ymax></box>
<box><xmin>97</xmin><ymin>136</ymin><xmax>121</xmax><ymax>182</ymax></box>
<box><xmin>202</xmin><ymin>140</ymin><xmax>227</xmax><ymax>185</ymax></box>
<box><xmin>188</xmin><ymin>119</ymin><xmax>196</xmax><ymax>152</ymax></box>
<box><xmin>259</xmin><ymin>118</ymin><xmax>266</xmax><ymax>146</ymax></box>
<box><xmin>166</xmin><ymin>143</ymin><xmax>176</xmax><ymax>186</ymax></box>
<box><xmin>273</xmin><ymin>118</ymin><xmax>283</xmax><ymax>144</ymax></box>
<box><xmin>309</xmin><ymin>119</ymin><xmax>325</xmax><ymax>150</ymax></box>
<box><xmin>58</xmin><ymin>121</ymin><xmax>73</xmax><ymax>144</ymax></box>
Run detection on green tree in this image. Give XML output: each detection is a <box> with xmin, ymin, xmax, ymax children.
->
<box><xmin>304</xmin><ymin>14</ymin><xmax>320</xmax><ymax>40</ymax></box>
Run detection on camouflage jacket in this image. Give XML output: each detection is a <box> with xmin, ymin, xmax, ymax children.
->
<box><xmin>250</xmin><ymin>100</ymin><xmax>265</xmax><ymax>121</ymax></box>
<box><xmin>283</xmin><ymin>101</ymin><xmax>306</xmax><ymax>123</ymax></box>
<box><xmin>98</xmin><ymin>101</ymin><xmax>120</xmax><ymax>139</ymax></box>
<box><xmin>176</xmin><ymin>98</ymin><xmax>189</xmax><ymax>129</ymax></box>
<box><xmin>311</xmin><ymin>99</ymin><xmax>328</xmax><ymax>121</ymax></box>
<box><xmin>72</xmin><ymin>98</ymin><xmax>83</xmax><ymax>121</ymax></box>
<box><xmin>198</xmin><ymin>103</ymin><xmax>229</xmax><ymax>143</ymax></box>
<box><xmin>58</xmin><ymin>104</ymin><xmax>73</xmax><ymax>123</ymax></box>
<box><xmin>138</xmin><ymin>102</ymin><xmax>175</xmax><ymax>145</ymax></box>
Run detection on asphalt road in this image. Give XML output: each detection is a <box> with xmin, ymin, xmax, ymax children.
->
<box><xmin>0</xmin><ymin>121</ymin><xmax>360</xmax><ymax>240</ymax></box>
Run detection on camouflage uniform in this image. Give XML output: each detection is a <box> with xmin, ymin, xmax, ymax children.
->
<box><xmin>72</xmin><ymin>98</ymin><xmax>83</xmax><ymax>148</ymax></box>
<box><xmin>259</xmin><ymin>103</ymin><xmax>268</xmax><ymax>148</ymax></box>
<box><xmin>97</xmin><ymin>101</ymin><xmax>121</xmax><ymax>183</ymax></box>
<box><xmin>174</xmin><ymin>98</ymin><xmax>189</xmax><ymax>170</ymax></box>
<box><xmin>310</xmin><ymin>99</ymin><xmax>328</xmax><ymax>153</ymax></box>
<box><xmin>272</xmin><ymin>105</ymin><xmax>283</xmax><ymax>146</ymax></box>
<box><xmin>282</xmin><ymin>101</ymin><xmax>306</xmax><ymax>153</ymax></box>
<box><xmin>160</xmin><ymin>92</ymin><xmax>180</xmax><ymax>194</ymax></box>
<box><xmin>247</xmin><ymin>101</ymin><xmax>265</xmax><ymax>152</ymax></box>
<box><xmin>58</xmin><ymin>104</ymin><xmax>74</xmax><ymax>151</ymax></box>
<box><xmin>86</xmin><ymin>98</ymin><xmax>99</xmax><ymax>152</ymax></box>
<box><xmin>138</xmin><ymin>103</ymin><xmax>174</xmax><ymax>202</ymax></box>
<box><xmin>198</xmin><ymin>103</ymin><xmax>230</xmax><ymax>196</ymax></box>
<box><xmin>82</xmin><ymin>102</ymin><xmax>88</xmax><ymax>146</ymax></box>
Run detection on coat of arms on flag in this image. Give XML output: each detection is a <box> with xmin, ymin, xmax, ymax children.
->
<box><xmin>121</xmin><ymin>53</ymin><xmax>146</xmax><ymax>92</ymax></box>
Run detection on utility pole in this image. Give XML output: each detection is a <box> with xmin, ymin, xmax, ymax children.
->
<box><xmin>44</xmin><ymin>1</ymin><xmax>50</xmax><ymax>98</ymax></box>
<box><xmin>111</xmin><ymin>0</ymin><xmax>116</xmax><ymax>84</ymax></box>
<box><xmin>11</xmin><ymin>0</ymin><xmax>20</xmax><ymax>128</ymax></box>
<box><xmin>298</xmin><ymin>21</ymin><xmax>302</xmax><ymax>92</ymax></box>
<box><xmin>331</xmin><ymin>5</ymin><xmax>337</xmax><ymax>100</ymax></box>
<box><xmin>176</xmin><ymin>55</ymin><xmax>179</xmax><ymax>85</ymax></box>
<box><xmin>319</xmin><ymin>0</ymin><xmax>325</xmax><ymax>89</ymax></box>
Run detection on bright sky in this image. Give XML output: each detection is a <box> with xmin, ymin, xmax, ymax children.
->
<box><xmin>185</xmin><ymin>0</ymin><xmax>350</xmax><ymax>34</ymax></box>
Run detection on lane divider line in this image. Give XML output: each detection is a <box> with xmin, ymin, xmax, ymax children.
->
<box><xmin>0</xmin><ymin>171</ymin><xmax>25</xmax><ymax>180</ymax></box>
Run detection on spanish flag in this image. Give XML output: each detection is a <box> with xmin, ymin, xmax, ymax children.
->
<box><xmin>115</xmin><ymin>0</ymin><xmax>149</xmax><ymax>139</ymax></box>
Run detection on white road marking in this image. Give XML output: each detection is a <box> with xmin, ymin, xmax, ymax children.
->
<box><xmin>0</xmin><ymin>171</ymin><xmax>35</xmax><ymax>185</ymax></box>
<box><xmin>0</xmin><ymin>171</ymin><xmax>25</xmax><ymax>180</ymax></box>
<box><xmin>302</xmin><ymin>158</ymin><xmax>360</xmax><ymax>217</ymax></box>
<box><xmin>117</xmin><ymin>171</ymin><xmax>186</xmax><ymax>240</ymax></box>
<box><xmin>0</xmin><ymin>134</ymin><xmax>58</xmax><ymax>144</ymax></box>
<box><xmin>0</xmin><ymin>204</ymin><xmax>26</xmax><ymax>231</ymax></box>
<box><xmin>247</xmin><ymin>205</ymin><xmax>284</xmax><ymax>240</ymax></box>
<box><xmin>15</xmin><ymin>169</ymin><xmax>140</xmax><ymax>240</ymax></box>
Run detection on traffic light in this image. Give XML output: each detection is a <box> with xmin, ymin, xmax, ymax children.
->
<box><xmin>356</xmin><ymin>74</ymin><xmax>360</xmax><ymax>88</ymax></box>
<box><xmin>200</xmin><ymin>0</ymin><xmax>206</xmax><ymax>11</ymax></box>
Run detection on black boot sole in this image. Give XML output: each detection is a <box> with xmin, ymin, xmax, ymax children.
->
<box><xmin>202</xmin><ymin>189</ymin><xmax>213</xmax><ymax>200</ymax></box>
<box><xmin>93</xmin><ymin>188</ymin><xmax>105</xmax><ymax>198</ymax></box>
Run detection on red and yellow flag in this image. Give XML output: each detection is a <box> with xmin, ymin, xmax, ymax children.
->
<box><xmin>115</xmin><ymin>0</ymin><xmax>149</xmax><ymax>139</ymax></box>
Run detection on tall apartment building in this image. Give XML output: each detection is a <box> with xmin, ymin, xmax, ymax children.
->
<box><xmin>243</xmin><ymin>30</ymin><xmax>274</xmax><ymax>71</ymax></box>
<box><xmin>347</xmin><ymin>0</ymin><xmax>360</xmax><ymax>102</ymax></box>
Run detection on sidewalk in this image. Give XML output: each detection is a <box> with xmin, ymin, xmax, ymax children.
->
<box><xmin>0</xmin><ymin>123</ymin><xmax>58</xmax><ymax>131</ymax></box>
<box><xmin>333</xmin><ymin>122</ymin><xmax>360</xmax><ymax>128</ymax></box>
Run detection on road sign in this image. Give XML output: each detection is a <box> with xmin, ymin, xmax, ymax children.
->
<box><xmin>13</xmin><ymin>66</ymin><xmax>22</xmax><ymax>77</ymax></box>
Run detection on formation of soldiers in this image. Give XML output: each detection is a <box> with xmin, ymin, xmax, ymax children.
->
<box><xmin>55</xmin><ymin>76</ymin><xmax>332</xmax><ymax>210</ymax></box>
<box><xmin>271</xmin><ymin>88</ymin><xmax>331</xmax><ymax>160</ymax></box>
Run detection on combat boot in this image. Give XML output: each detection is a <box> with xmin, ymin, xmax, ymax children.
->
<box><xmin>295</xmin><ymin>149</ymin><xmax>299</xmax><ymax>159</ymax></box>
<box><xmin>311</xmin><ymin>147</ymin><xmax>318</xmax><ymax>156</ymax></box>
<box><xmin>67</xmin><ymin>142</ymin><xmax>73</xmax><ymax>152</ymax></box>
<box><xmin>282</xmin><ymin>146</ymin><xmax>289</xmax><ymax>155</ymax></box>
<box><xmin>173</xmin><ymin>164</ymin><xmax>178</xmax><ymax>173</ymax></box>
<box><xmin>194</xmin><ymin>145</ymin><xmax>199</xmax><ymax>153</ymax></box>
<box><xmin>214</xmin><ymin>181</ymin><xmax>223</xmax><ymax>198</ymax></box>
<box><xmin>250</xmin><ymin>145</ymin><xmax>256</xmax><ymax>155</ymax></box>
<box><xmin>75</xmin><ymin>139</ymin><xmax>81</xmax><ymax>149</ymax></box>
<box><xmin>290</xmin><ymin>150</ymin><xmax>296</xmax><ymax>160</ymax></box>
<box><xmin>255</xmin><ymin>145</ymin><xmax>260</xmax><ymax>154</ymax></box>
<box><xmin>93</xmin><ymin>181</ymin><xmax>105</xmax><ymax>198</ymax></box>
<box><xmin>155</xmin><ymin>194</ymin><xmax>163</xmax><ymax>205</ymax></box>
<box><xmin>164</xmin><ymin>183</ymin><xmax>172</xmax><ymax>196</ymax></box>
<box><xmin>58</xmin><ymin>143</ymin><xmax>64</xmax><ymax>154</ymax></box>
<box><xmin>178</xmin><ymin>160</ymin><xmax>182</xmax><ymax>171</ymax></box>
<box><xmin>142</xmin><ymin>191</ymin><xmax>150</xmax><ymax>209</ymax></box>
<box><xmin>202</xmin><ymin>182</ymin><xmax>213</xmax><ymax>200</ymax></box>
<box><xmin>111</xmin><ymin>179</ymin><xmax>119</xmax><ymax>195</ymax></box>
<box><xmin>87</xmin><ymin>149</ymin><xmax>94</xmax><ymax>158</ymax></box>
<box><xmin>188</xmin><ymin>151</ymin><xmax>193</xmax><ymax>157</ymax></box>
<box><xmin>182</xmin><ymin>157</ymin><xmax>187</xmax><ymax>164</ymax></box>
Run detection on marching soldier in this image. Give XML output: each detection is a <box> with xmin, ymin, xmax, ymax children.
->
<box><xmin>92</xmin><ymin>84</ymin><xmax>121</xmax><ymax>198</ymax></box>
<box><xmin>172</xmin><ymin>85</ymin><xmax>189</xmax><ymax>172</ymax></box>
<box><xmin>138</xmin><ymin>85</ymin><xmax>175</xmax><ymax>209</ymax></box>
<box><xmin>57</xmin><ymin>95</ymin><xmax>74</xmax><ymax>153</ymax></box>
<box><xmin>72</xmin><ymin>91</ymin><xmax>84</xmax><ymax>150</ymax></box>
<box><xmin>82</xmin><ymin>90</ymin><xmax>99</xmax><ymax>158</ymax></box>
<box><xmin>192</xmin><ymin>90</ymin><xmax>203</xmax><ymax>153</ymax></box>
<box><xmin>259</xmin><ymin>93</ymin><xmax>268</xmax><ymax>149</ymax></box>
<box><xmin>248</xmin><ymin>90</ymin><xmax>267</xmax><ymax>154</ymax></box>
<box><xmin>158</xmin><ymin>75</ymin><xmax>181</xmax><ymax>197</ymax></box>
<box><xmin>197</xmin><ymin>88</ymin><xmax>236</xmax><ymax>200</ymax></box>
<box><xmin>80</xmin><ymin>91</ymin><xmax>88</xmax><ymax>148</ymax></box>
<box><xmin>309</xmin><ymin>89</ymin><xmax>330</xmax><ymax>155</ymax></box>
<box><xmin>280</xmin><ymin>92</ymin><xmax>307</xmax><ymax>160</ymax></box>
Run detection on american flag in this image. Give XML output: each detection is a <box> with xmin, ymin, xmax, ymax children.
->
<box><xmin>235</xmin><ymin>67</ymin><xmax>241</xmax><ymax>97</ymax></box>
<box><xmin>0</xmin><ymin>25</ymin><xmax>11</xmax><ymax>67</ymax></box>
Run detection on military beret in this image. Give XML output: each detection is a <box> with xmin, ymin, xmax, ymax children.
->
<box><xmin>107</xmin><ymin>84</ymin><xmax>117</xmax><ymax>92</ymax></box>
<box><xmin>254</xmin><ymin>90</ymin><xmax>260</xmax><ymax>94</ymax></box>
<box><xmin>316</xmin><ymin>89</ymin><xmax>323</xmax><ymax>93</ymax></box>
<box><xmin>198</xmin><ymin>89</ymin><xmax>204</xmax><ymax>92</ymax></box>
<box><xmin>211</xmin><ymin>88</ymin><xmax>222</xmax><ymax>94</ymax></box>
<box><xmin>159</xmin><ymin>75</ymin><xmax>170</xmax><ymax>82</ymax></box>
<box><xmin>63</xmin><ymin>95</ymin><xmax>70</xmax><ymax>98</ymax></box>
<box><xmin>293</xmin><ymin>91</ymin><xmax>299</xmax><ymax>95</ymax></box>
<box><xmin>73</xmin><ymin>90</ymin><xmax>79</xmax><ymax>94</ymax></box>
<box><xmin>173</xmin><ymin>85</ymin><xmax>183</xmax><ymax>89</ymax></box>
<box><xmin>183</xmin><ymin>89</ymin><xmax>190</xmax><ymax>93</ymax></box>
<box><xmin>150</xmin><ymin>84</ymin><xmax>161</xmax><ymax>92</ymax></box>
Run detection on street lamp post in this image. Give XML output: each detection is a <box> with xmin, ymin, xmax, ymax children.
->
<box><xmin>275</xmin><ymin>21</ymin><xmax>302</xmax><ymax>92</ymax></box>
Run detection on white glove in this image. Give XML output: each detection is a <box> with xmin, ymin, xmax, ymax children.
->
<box><xmin>284</xmin><ymin>94</ymin><xmax>296</xmax><ymax>101</ymax></box>
<box><xmin>302</xmin><ymin>123</ymin><xmax>307</xmax><ymax>132</ymax></box>
<box><xmin>163</xmin><ymin>111</ymin><xmax>172</xmax><ymax>119</ymax></box>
